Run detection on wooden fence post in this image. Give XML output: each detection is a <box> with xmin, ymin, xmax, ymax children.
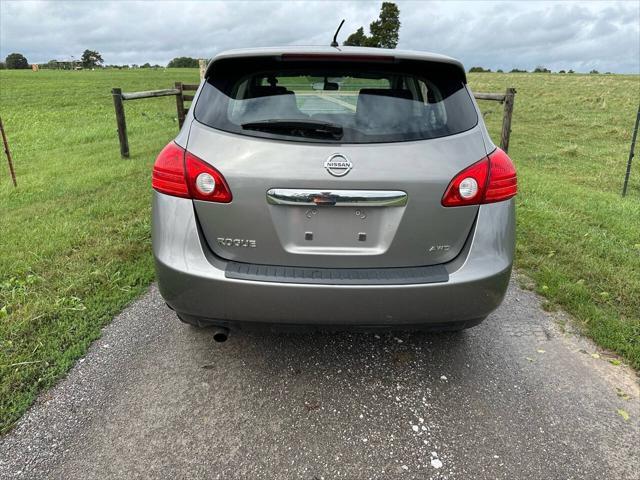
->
<box><xmin>0</xmin><ymin>116</ymin><xmax>17</xmax><ymax>187</ymax></box>
<box><xmin>500</xmin><ymin>87</ymin><xmax>516</xmax><ymax>153</ymax></box>
<box><xmin>111</xmin><ymin>88</ymin><xmax>129</xmax><ymax>158</ymax></box>
<box><xmin>199</xmin><ymin>59</ymin><xmax>206</xmax><ymax>81</ymax></box>
<box><xmin>175</xmin><ymin>82</ymin><xmax>186</xmax><ymax>129</ymax></box>
<box><xmin>622</xmin><ymin>104</ymin><xmax>640</xmax><ymax>197</ymax></box>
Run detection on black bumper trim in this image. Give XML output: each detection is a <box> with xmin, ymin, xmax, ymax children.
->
<box><xmin>225</xmin><ymin>261</ymin><xmax>449</xmax><ymax>285</ymax></box>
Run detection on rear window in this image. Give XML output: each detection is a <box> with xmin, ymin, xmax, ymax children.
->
<box><xmin>194</xmin><ymin>56</ymin><xmax>478</xmax><ymax>144</ymax></box>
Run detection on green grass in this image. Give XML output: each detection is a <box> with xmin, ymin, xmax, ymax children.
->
<box><xmin>471</xmin><ymin>72</ymin><xmax>640</xmax><ymax>368</ymax></box>
<box><xmin>0</xmin><ymin>69</ymin><xmax>639</xmax><ymax>434</ymax></box>
<box><xmin>0</xmin><ymin>68</ymin><xmax>200</xmax><ymax>433</ymax></box>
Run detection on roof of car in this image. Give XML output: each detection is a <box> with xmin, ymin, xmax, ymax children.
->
<box><xmin>209</xmin><ymin>46</ymin><xmax>464</xmax><ymax>70</ymax></box>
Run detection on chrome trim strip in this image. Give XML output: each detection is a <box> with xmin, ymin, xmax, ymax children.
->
<box><xmin>266</xmin><ymin>189</ymin><xmax>408</xmax><ymax>207</ymax></box>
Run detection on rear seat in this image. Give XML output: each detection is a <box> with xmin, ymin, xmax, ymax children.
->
<box><xmin>249</xmin><ymin>86</ymin><xmax>291</xmax><ymax>97</ymax></box>
<box><xmin>243</xmin><ymin>86</ymin><xmax>306</xmax><ymax>120</ymax></box>
<box><xmin>356</xmin><ymin>89</ymin><xmax>414</xmax><ymax>130</ymax></box>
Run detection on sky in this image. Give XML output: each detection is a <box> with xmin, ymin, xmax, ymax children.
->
<box><xmin>1</xmin><ymin>0</ymin><xmax>639</xmax><ymax>73</ymax></box>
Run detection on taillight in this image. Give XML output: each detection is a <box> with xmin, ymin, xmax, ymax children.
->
<box><xmin>442</xmin><ymin>148</ymin><xmax>517</xmax><ymax>207</ymax></box>
<box><xmin>152</xmin><ymin>142</ymin><xmax>189</xmax><ymax>198</ymax></box>
<box><xmin>483</xmin><ymin>148</ymin><xmax>518</xmax><ymax>203</ymax></box>
<box><xmin>441</xmin><ymin>157</ymin><xmax>489</xmax><ymax>207</ymax></box>
<box><xmin>152</xmin><ymin>142</ymin><xmax>232</xmax><ymax>203</ymax></box>
<box><xmin>184</xmin><ymin>150</ymin><xmax>232</xmax><ymax>203</ymax></box>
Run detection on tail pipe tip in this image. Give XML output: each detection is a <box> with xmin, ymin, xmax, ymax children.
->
<box><xmin>212</xmin><ymin>327</ymin><xmax>229</xmax><ymax>343</ymax></box>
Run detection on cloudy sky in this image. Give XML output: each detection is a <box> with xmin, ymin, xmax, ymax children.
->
<box><xmin>1</xmin><ymin>0</ymin><xmax>639</xmax><ymax>73</ymax></box>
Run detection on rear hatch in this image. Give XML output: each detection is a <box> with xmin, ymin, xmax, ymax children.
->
<box><xmin>187</xmin><ymin>53</ymin><xmax>487</xmax><ymax>269</ymax></box>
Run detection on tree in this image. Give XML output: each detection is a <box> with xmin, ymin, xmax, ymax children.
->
<box><xmin>141</xmin><ymin>62</ymin><xmax>151</xmax><ymax>68</ymax></box>
<box><xmin>344</xmin><ymin>27</ymin><xmax>369</xmax><ymax>47</ymax></box>
<box><xmin>533</xmin><ymin>65</ymin><xmax>551</xmax><ymax>73</ymax></box>
<box><xmin>468</xmin><ymin>66</ymin><xmax>491</xmax><ymax>73</ymax></box>
<box><xmin>369</xmin><ymin>2</ymin><xmax>401</xmax><ymax>48</ymax></box>
<box><xmin>0</xmin><ymin>62</ymin><xmax>5</xmax><ymax>70</ymax></box>
<box><xmin>81</xmin><ymin>50</ymin><xmax>104</xmax><ymax>68</ymax></box>
<box><xmin>167</xmin><ymin>56</ymin><xmax>199</xmax><ymax>68</ymax></box>
<box><xmin>5</xmin><ymin>53</ymin><xmax>29</xmax><ymax>69</ymax></box>
<box><xmin>343</xmin><ymin>2</ymin><xmax>401</xmax><ymax>49</ymax></box>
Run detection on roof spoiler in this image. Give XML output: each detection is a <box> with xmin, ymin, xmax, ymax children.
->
<box><xmin>204</xmin><ymin>52</ymin><xmax>467</xmax><ymax>84</ymax></box>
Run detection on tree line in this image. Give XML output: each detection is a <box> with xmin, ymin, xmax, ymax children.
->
<box><xmin>0</xmin><ymin>51</ymin><xmax>202</xmax><ymax>70</ymax></box>
<box><xmin>468</xmin><ymin>66</ymin><xmax>606</xmax><ymax>74</ymax></box>
<box><xmin>1</xmin><ymin>50</ymin><xmax>104</xmax><ymax>70</ymax></box>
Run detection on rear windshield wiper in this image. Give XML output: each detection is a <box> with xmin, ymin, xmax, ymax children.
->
<box><xmin>241</xmin><ymin>119</ymin><xmax>343</xmax><ymax>140</ymax></box>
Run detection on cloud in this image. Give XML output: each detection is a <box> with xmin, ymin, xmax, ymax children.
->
<box><xmin>0</xmin><ymin>0</ymin><xmax>638</xmax><ymax>73</ymax></box>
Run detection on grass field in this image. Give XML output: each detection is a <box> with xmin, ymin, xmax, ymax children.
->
<box><xmin>0</xmin><ymin>68</ymin><xmax>200</xmax><ymax>433</ymax></box>
<box><xmin>1</xmin><ymin>68</ymin><xmax>639</xmax><ymax>433</ymax></box>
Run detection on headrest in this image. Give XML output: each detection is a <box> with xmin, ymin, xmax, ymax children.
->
<box><xmin>241</xmin><ymin>91</ymin><xmax>302</xmax><ymax>121</ymax></box>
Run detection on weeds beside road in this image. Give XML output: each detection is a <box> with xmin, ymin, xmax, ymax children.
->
<box><xmin>0</xmin><ymin>69</ymin><xmax>638</xmax><ymax>434</ymax></box>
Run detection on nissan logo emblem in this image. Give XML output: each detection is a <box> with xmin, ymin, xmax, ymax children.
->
<box><xmin>324</xmin><ymin>154</ymin><xmax>352</xmax><ymax>177</ymax></box>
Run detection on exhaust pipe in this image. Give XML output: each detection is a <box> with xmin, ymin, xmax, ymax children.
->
<box><xmin>212</xmin><ymin>327</ymin><xmax>229</xmax><ymax>343</ymax></box>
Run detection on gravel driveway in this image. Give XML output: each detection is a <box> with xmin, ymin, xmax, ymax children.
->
<box><xmin>1</xmin><ymin>278</ymin><xmax>638</xmax><ymax>479</ymax></box>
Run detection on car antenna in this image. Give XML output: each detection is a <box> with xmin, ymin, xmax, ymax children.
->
<box><xmin>330</xmin><ymin>19</ymin><xmax>345</xmax><ymax>47</ymax></box>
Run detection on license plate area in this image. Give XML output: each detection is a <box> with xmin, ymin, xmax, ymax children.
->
<box><xmin>269</xmin><ymin>205</ymin><xmax>405</xmax><ymax>256</ymax></box>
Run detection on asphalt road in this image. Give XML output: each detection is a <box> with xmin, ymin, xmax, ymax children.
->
<box><xmin>1</xmin><ymin>279</ymin><xmax>638</xmax><ymax>479</ymax></box>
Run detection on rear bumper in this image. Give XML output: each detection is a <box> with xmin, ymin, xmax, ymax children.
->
<box><xmin>153</xmin><ymin>192</ymin><xmax>515</xmax><ymax>326</ymax></box>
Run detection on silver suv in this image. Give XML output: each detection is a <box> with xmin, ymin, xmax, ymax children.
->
<box><xmin>152</xmin><ymin>46</ymin><xmax>517</xmax><ymax>341</ymax></box>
